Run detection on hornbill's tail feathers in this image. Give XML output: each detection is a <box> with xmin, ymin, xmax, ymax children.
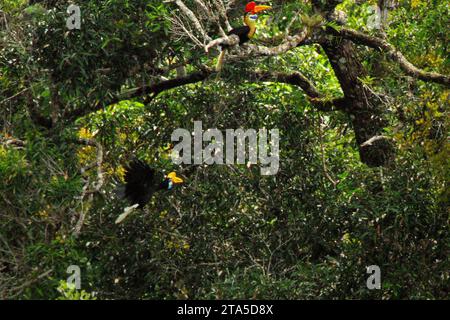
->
<box><xmin>216</xmin><ymin>50</ymin><xmax>226</xmax><ymax>72</ymax></box>
<box><xmin>115</xmin><ymin>204</ymin><xmax>139</xmax><ymax>224</ymax></box>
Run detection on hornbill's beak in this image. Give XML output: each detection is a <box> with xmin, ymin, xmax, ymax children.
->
<box><xmin>252</xmin><ymin>5</ymin><xmax>272</xmax><ymax>13</ymax></box>
<box><xmin>168</xmin><ymin>172</ymin><xmax>184</xmax><ymax>184</ymax></box>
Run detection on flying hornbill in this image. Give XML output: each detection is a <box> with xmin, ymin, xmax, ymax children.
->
<box><xmin>115</xmin><ymin>159</ymin><xmax>184</xmax><ymax>224</ymax></box>
<box><xmin>216</xmin><ymin>2</ymin><xmax>272</xmax><ymax>71</ymax></box>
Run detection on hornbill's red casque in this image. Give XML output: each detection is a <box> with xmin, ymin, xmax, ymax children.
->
<box><xmin>115</xmin><ymin>159</ymin><xmax>184</xmax><ymax>224</ymax></box>
<box><xmin>216</xmin><ymin>2</ymin><xmax>272</xmax><ymax>71</ymax></box>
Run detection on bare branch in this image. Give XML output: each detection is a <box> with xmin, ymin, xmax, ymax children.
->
<box><xmin>360</xmin><ymin>135</ymin><xmax>392</xmax><ymax>148</ymax></box>
<box><xmin>72</xmin><ymin>138</ymin><xmax>104</xmax><ymax>236</ymax></box>
<box><xmin>194</xmin><ymin>0</ymin><xmax>227</xmax><ymax>37</ymax></box>
<box><xmin>0</xmin><ymin>87</ymin><xmax>30</xmax><ymax>104</ymax></box>
<box><xmin>7</xmin><ymin>269</ymin><xmax>53</xmax><ymax>298</ymax></box>
<box><xmin>317</xmin><ymin>115</ymin><xmax>339</xmax><ymax>187</ymax></box>
<box><xmin>1</xmin><ymin>137</ymin><xmax>26</xmax><ymax>149</ymax></box>
<box><xmin>174</xmin><ymin>0</ymin><xmax>212</xmax><ymax>43</ymax></box>
<box><xmin>214</xmin><ymin>0</ymin><xmax>232</xmax><ymax>31</ymax></box>
<box><xmin>171</xmin><ymin>14</ymin><xmax>204</xmax><ymax>48</ymax></box>
<box><xmin>77</xmin><ymin>138</ymin><xmax>104</xmax><ymax>194</ymax></box>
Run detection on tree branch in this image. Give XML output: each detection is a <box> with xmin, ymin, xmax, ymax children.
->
<box><xmin>246</xmin><ymin>71</ymin><xmax>348</xmax><ymax>111</ymax></box>
<box><xmin>72</xmin><ymin>137</ymin><xmax>104</xmax><ymax>236</ymax></box>
<box><xmin>76</xmin><ymin>138</ymin><xmax>104</xmax><ymax>194</ymax></box>
<box><xmin>174</xmin><ymin>0</ymin><xmax>212</xmax><ymax>43</ymax></box>
<box><xmin>337</xmin><ymin>28</ymin><xmax>450</xmax><ymax>86</ymax></box>
<box><xmin>360</xmin><ymin>135</ymin><xmax>392</xmax><ymax>148</ymax></box>
<box><xmin>246</xmin><ymin>70</ymin><xmax>321</xmax><ymax>98</ymax></box>
<box><xmin>205</xmin><ymin>27</ymin><xmax>310</xmax><ymax>57</ymax></box>
<box><xmin>140</xmin><ymin>68</ymin><xmax>334</xmax><ymax>109</ymax></box>
<box><xmin>65</xmin><ymin>64</ymin><xmax>345</xmax><ymax>122</ymax></box>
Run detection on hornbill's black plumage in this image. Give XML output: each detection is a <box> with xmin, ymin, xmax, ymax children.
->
<box><xmin>115</xmin><ymin>159</ymin><xmax>183</xmax><ymax>223</ymax></box>
<box><xmin>227</xmin><ymin>25</ymin><xmax>253</xmax><ymax>45</ymax></box>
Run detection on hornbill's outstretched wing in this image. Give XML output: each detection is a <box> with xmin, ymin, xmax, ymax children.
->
<box><xmin>123</xmin><ymin>159</ymin><xmax>158</xmax><ymax>208</ymax></box>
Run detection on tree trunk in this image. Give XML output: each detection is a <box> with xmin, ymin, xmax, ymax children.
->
<box><xmin>311</xmin><ymin>0</ymin><xmax>395</xmax><ymax>167</ymax></box>
<box><xmin>321</xmin><ymin>36</ymin><xmax>395</xmax><ymax>167</ymax></box>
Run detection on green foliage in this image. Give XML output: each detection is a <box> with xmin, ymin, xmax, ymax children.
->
<box><xmin>0</xmin><ymin>0</ymin><xmax>448</xmax><ymax>300</ymax></box>
<box><xmin>56</xmin><ymin>281</ymin><xmax>97</xmax><ymax>300</ymax></box>
<box><xmin>0</xmin><ymin>146</ymin><xmax>29</xmax><ymax>190</ymax></box>
<box><xmin>0</xmin><ymin>0</ymin><xmax>28</xmax><ymax>13</ymax></box>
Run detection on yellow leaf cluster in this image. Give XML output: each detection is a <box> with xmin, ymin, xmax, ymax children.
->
<box><xmin>411</xmin><ymin>0</ymin><xmax>422</xmax><ymax>8</ymax></box>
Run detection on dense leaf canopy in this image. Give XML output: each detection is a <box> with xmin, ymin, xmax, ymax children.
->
<box><xmin>0</xmin><ymin>0</ymin><xmax>448</xmax><ymax>299</ymax></box>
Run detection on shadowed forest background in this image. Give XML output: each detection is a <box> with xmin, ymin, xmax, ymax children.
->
<box><xmin>0</xmin><ymin>0</ymin><xmax>448</xmax><ymax>299</ymax></box>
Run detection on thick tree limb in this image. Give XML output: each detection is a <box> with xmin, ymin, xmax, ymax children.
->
<box><xmin>64</xmin><ymin>70</ymin><xmax>211</xmax><ymax>122</ymax></box>
<box><xmin>139</xmin><ymin>69</ymin><xmax>212</xmax><ymax>103</ymax></box>
<box><xmin>247</xmin><ymin>28</ymin><xmax>310</xmax><ymax>57</ymax></box>
<box><xmin>65</xmin><ymin>66</ymin><xmax>340</xmax><ymax>122</ymax></box>
<box><xmin>205</xmin><ymin>28</ymin><xmax>310</xmax><ymax>57</ymax></box>
<box><xmin>205</xmin><ymin>34</ymin><xmax>240</xmax><ymax>52</ymax></box>
<box><xmin>247</xmin><ymin>70</ymin><xmax>322</xmax><ymax>98</ymax></box>
<box><xmin>247</xmin><ymin>71</ymin><xmax>348</xmax><ymax>111</ymax></box>
<box><xmin>139</xmin><ymin>68</ymin><xmax>336</xmax><ymax>110</ymax></box>
<box><xmin>308</xmin><ymin>97</ymin><xmax>348</xmax><ymax>112</ymax></box>
<box><xmin>146</xmin><ymin>68</ymin><xmax>348</xmax><ymax>112</ymax></box>
<box><xmin>337</xmin><ymin>28</ymin><xmax>450</xmax><ymax>86</ymax></box>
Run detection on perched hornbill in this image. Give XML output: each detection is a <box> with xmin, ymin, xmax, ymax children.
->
<box><xmin>216</xmin><ymin>2</ymin><xmax>272</xmax><ymax>71</ymax></box>
<box><xmin>115</xmin><ymin>159</ymin><xmax>184</xmax><ymax>224</ymax></box>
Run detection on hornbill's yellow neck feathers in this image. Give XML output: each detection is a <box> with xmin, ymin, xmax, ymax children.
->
<box><xmin>215</xmin><ymin>2</ymin><xmax>272</xmax><ymax>72</ymax></box>
<box><xmin>121</xmin><ymin>159</ymin><xmax>183</xmax><ymax>209</ymax></box>
<box><xmin>244</xmin><ymin>13</ymin><xmax>258</xmax><ymax>38</ymax></box>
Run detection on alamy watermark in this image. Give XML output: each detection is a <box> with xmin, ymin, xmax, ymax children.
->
<box><xmin>66</xmin><ymin>264</ymin><xmax>81</xmax><ymax>289</ymax></box>
<box><xmin>66</xmin><ymin>4</ymin><xmax>81</xmax><ymax>30</ymax></box>
<box><xmin>171</xmin><ymin>121</ymin><xmax>279</xmax><ymax>176</ymax></box>
<box><xmin>366</xmin><ymin>265</ymin><xmax>381</xmax><ymax>290</ymax></box>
